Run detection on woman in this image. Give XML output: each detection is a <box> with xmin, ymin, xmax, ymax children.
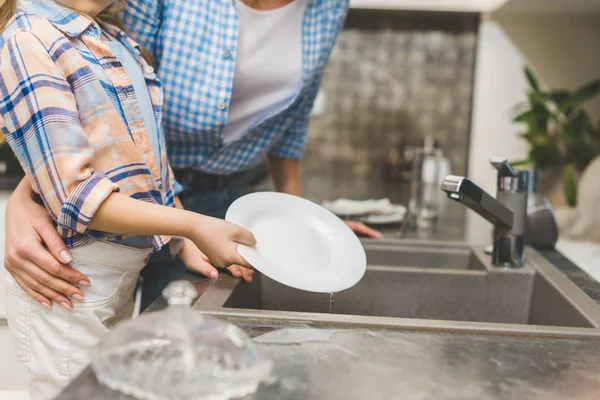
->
<box><xmin>4</xmin><ymin>0</ymin><xmax>380</xmax><ymax>312</ymax></box>
<box><xmin>1</xmin><ymin>0</ymin><xmax>257</xmax><ymax>398</ymax></box>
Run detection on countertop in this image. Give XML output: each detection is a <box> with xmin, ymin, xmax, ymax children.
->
<box><xmin>55</xmin><ymin>208</ymin><xmax>600</xmax><ymax>400</ymax></box>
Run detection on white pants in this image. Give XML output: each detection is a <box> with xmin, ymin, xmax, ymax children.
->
<box><xmin>5</xmin><ymin>241</ymin><xmax>152</xmax><ymax>400</ymax></box>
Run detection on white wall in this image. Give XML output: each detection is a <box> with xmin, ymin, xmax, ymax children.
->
<box><xmin>466</xmin><ymin>17</ymin><xmax>530</xmax><ymax>243</ymax></box>
<box><xmin>466</xmin><ymin>9</ymin><xmax>600</xmax><ymax>242</ymax></box>
<box><xmin>494</xmin><ymin>12</ymin><xmax>600</xmax><ymax>119</ymax></box>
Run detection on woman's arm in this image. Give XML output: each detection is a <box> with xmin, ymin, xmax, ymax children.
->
<box><xmin>268</xmin><ymin>156</ymin><xmax>302</xmax><ymax>196</ymax></box>
<box><xmin>267</xmin><ymin>76</ymin><xmax>382</xmax><ymax>239</ymax></box>
<box><xmin>4</xmin><ymin>178</ymin><xmax>90</xmax><ymax>309</ymax></box>
<box><xmin>267</xmin><ymin>156</ymin><xmax>382</xmax><ymax>238</ymax></box>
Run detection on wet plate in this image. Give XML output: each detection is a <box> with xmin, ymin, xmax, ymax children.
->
<box><xmin>226</xmin><ymin>192</ymin><xmax>366</xmax><ymax>293</ymax></box>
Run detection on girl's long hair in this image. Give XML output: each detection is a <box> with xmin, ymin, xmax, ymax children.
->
<box><xmin>0</xmin><ymin>0</ymin><xmax>18</xmax><ymax>34</ymax></box>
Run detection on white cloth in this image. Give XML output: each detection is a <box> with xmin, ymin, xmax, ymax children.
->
<box><xmin>5</xmin><ymin>241</ymin><xmax>152</xmax><ymax>400</ymax></box>
<box><xmin>222</xmin><ymin>0</ymin><xmax>307</xmax><ymax>144</ymax></box>
<box><xmin>322</xmin><ymin>198</ymin><xmax>399</xmax><ymax>216</ymax></box>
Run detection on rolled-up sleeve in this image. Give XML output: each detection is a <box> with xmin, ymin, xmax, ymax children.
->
<box><xmin>0</xmin><ymin>32</ymin><xmax>118</xmax><ymax>233</ymax></box>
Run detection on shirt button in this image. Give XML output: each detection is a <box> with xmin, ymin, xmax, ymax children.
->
<box><xmin>145</xmin><ymin>65</ymin><xmax>155</xmax><ymax>75</ymax></box>
<box><xmin>223</xmin><ymin>49</ymin><xmax>232</xmax><ymax>59</ymax></box>
<box><xmin>217</xmin><ymin>101</ymin><xmax>227</xmax><ymax>110</ymax></box>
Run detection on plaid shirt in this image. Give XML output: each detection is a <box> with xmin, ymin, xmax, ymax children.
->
<box><xmin>0</xmin><ymin>1</ymin><xmax>177</xmax><ymax>250</ymax></box>
<box><xmin>122</xmin><ymin>0</ymin><xmax>349</xmax><ymax>173</ymax></box>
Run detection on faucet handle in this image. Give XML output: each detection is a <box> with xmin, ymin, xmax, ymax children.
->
<box><xmin>490</xmin><ymin>157</ymin><xmax>529</xmax><ymax>193</ymax></box>
<box><xmin>490</xmin><ymin>157</ymin><xmax>518</xmax><ymax>178</ymax></box>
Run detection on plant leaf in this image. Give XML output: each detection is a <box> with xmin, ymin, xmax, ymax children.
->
<box><xmin>514</xmin><ymin>110</ymin><xmax>538</xmax><ymax>123</ymax></box>
<box><xmin>514</xmin><ymin>103</ymin><xmax>551</xmax><ymax>133</ymax></box>
<box><xmin>563</xmin><ymin>164</ymin><xmax>578</xmax><ymax>207</ymax></box>
<box><xmin>567</xmin><ymin>79</ymin><xmax>600</xmax><ymax>108</ymax></box>
<box><xmin>524</xmin><ymin>67</ymin><xmax>540</xmax><ymax>93</ymax></box>
<box><xmin>509</xmin><ymin>159</ymin><xmax>532</xmax><ymax>167</ymax></box>
<box><xmin>529</xmin><ymin>143</ymin><xmax>561</xmax><ymax>170</ymax></box>
<box><xmin>544</xmin><ymin>90</ymin><xmax>572</xmax><ymax>114</ymax></box>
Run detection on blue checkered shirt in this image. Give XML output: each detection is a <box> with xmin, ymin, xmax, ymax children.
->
<box><xmin>122</xmin><ymin>0</ymin><xmax>349</xmax><ymax>174</ymax></box>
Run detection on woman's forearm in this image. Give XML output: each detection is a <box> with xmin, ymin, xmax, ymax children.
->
<box><xmin>268</xmin><ymin>156</ymin><xmax>302</xmax><ymax>196</ymax></box>
<box><xmin>88</xmin><ymin>193</ymin><xmax>197</xmax><ymax>238</ymax></box>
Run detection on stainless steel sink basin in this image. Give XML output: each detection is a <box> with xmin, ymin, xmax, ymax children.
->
<box><xmin>194</xmin><ymin>240</ymin><xmax>600</xmax><ymax>338</ymax></box>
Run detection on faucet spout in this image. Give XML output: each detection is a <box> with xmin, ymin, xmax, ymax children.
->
<box><xmin>439</xmin><ymin>158</ymin><xmax>529</xmax><ymax>268</ymax></box>
<box><xmin>441</xmin><ymin>175</ymin><xmax>513</xmax><ymax>229</ymax></box>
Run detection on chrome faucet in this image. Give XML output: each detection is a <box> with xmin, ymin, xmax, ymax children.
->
<box><xmin>441</xmin><ymin>158</ymin><xmax>529</xmax><ymax>268</ymax></box>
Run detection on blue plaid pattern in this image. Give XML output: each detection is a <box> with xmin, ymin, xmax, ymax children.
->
<box><xmin>122</xmin><ymin>0</ymin><xmax>349</xmax><ymax>174</ymax></box>
<box><xmin>0</xmin><ymin>1</ymin><xmax>178</xmax><ymax>250</ymax></box>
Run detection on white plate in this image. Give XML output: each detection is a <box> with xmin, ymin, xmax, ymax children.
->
<box><xmin>226</xmin><ymin>192</ymin><xmax>367</xmax><ymax>293</ymax></box>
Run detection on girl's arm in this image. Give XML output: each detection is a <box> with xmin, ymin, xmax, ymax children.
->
<box><xmin>88</xmin><ymin>193</ymin><xmax>255</xmax><ymax>269</ymax></box>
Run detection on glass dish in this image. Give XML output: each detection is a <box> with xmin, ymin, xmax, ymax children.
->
<box><xmin>91</xmin><ymin>281</ymin><xmax>272</xmax><ymax>400</ymax></box>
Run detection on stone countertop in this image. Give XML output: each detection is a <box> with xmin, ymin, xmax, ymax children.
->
<box><xmin>55</xmin><ymin>210</ymin><xmax>600</xmax><ymax>400</ymax></box>
<box><xmin>58</xmin><ymin>325</ymin><xmax>600</xmax><ymax>400</ymax></box>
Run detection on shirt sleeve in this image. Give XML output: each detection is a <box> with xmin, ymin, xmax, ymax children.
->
<box><xmin>0</xmin><ymin>31</ymin><xmax>119</xmax><ymax>234</ymax></box>
<box><xmin>268</xmin><ymin>74</ymin><xmax>324</xmax><ymax>160</ymax></box>
<box><xmin>121</xmin><ymin>0</ymin><xmax>164</xmax><ymax>67</ymax></box>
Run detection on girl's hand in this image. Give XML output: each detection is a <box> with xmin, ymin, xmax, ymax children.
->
<box><xmin>178</xmin><ymin>239</ymin><xmax>254</xmax><ymax>283</ymax></box>
<box><xmin>189</xmin><ymin>216</ymin><xmax>256</xmax><ymax>270</ymax></box>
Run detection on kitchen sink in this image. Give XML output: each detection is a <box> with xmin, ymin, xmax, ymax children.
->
<box><xmin>194</xmin><ymin>240</ymin><xmax>600</xmax><ymax>338</ymax></box>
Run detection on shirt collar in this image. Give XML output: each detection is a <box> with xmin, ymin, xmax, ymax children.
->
<box><xmin>20</xmin><ymin>0</ymin><xmax>100</xmax><ymax>38</ymax></box>
<box><xmin>100</xmin><ymin>22</ymin><xmax>141</xmax><ymax>55</ymax></box>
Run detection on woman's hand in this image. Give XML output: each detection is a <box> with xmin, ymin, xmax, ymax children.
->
<box><xmin>189</xmin><ymin>216</ymin><xmax>256</xmax><ymax>270</ymax></box>
<box><xmin>267</xmin><ymin>157</ymin><xmax>382</xmax><ymax>240</ymax></box>
<box><xmin>344</xmin><ymin>220</ymin><xmax>383</xmax><ymax>239</ymax></box>
<box><xmin>178</xmin><ymin>239</ymin><xmax>254</xmax><ymax>283</ymax></box>
<box><xmin>4</xmin><ymin>179</ymin><xmax>89</xmax><ymax>309</ymax></box>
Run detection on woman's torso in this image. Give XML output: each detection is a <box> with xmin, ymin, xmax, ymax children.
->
<box><xmin>122</xmin><ymin>0</ymin><xmax>350</xmax><ymax>173</ymax></box>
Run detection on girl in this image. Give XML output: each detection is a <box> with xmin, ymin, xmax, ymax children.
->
<box><xmin>0</xmin><ymin>1</ymin><xmax>256</xmax><ymax>398</ymax></box>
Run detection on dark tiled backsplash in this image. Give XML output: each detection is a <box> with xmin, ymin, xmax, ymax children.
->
<box><xmin>303</xmin><ymin>11</ymin><xmax>479</xmax><ymax>204</ymax></box>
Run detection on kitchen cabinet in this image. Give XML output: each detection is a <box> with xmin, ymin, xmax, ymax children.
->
<box><xmin>350</xmin><ymin>0</ymin><xmax>510</xmax><ymax>13</ymax></box>
<box><xmin>500</xmin><ymin>0</ymin><xmax>600</xmax><ymax>14</ymax></box>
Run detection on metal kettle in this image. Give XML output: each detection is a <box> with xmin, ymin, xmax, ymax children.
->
<box><xmin>525</xmin><ymin>169</ymin><xmax>559</xmax><ymax>249</ymax></box>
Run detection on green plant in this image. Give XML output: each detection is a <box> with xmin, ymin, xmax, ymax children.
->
<box><xmin>513</xmin><ymin>67</ymin><xmax>600</xmax><ymax>205</ymax></box>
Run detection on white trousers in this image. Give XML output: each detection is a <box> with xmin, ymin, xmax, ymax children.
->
<box><xmin>5</xmin><ymin>241</ymin><xmax>152</xmax><ymax>400</ymax></box>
